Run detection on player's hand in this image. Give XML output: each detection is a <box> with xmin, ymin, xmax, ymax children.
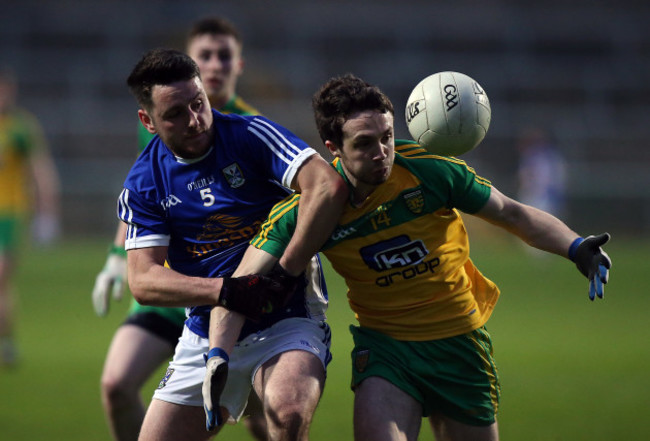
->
<box><xmin>218</xmin><ymin>272</ymin><xmax>292</xmax><ymax>321</ymax></box>
<box><xmin>570</xmin><ymin>233</ymin><xmax>612</xmax><ymax>300</ymax></box>
<box><xmin>266</xmin><ymin>262</ymin><xmax>301</xmax><ymax>304</ymax></box>
<box><xmin>202</xmin><ymin>347</ymin><xmax>229</xmax><ymax>431</ymax></box>
<box><xmin>92</xmin><ymin>248</ymin><xmax>127</xmax><ymax>316</ymax></box>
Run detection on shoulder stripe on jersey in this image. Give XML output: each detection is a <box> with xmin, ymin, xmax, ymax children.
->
<box><xmin>118</xmin><ymin>189</ymin><xmax>137</xmax><ymax>244</ymax></box>
<box><xmin>395</xmin><ymin>143</ymin><xmax>427</xmax><ymax>156</ymax></box>
<box><xmin>395</xmin><ymin>147</ymin><xmax>492</xmax><ymax>188</ymax></box>
<box><xmin>251</xmin><ymin>194</ymin><xmax>300</xmax><ymax>248</ymax></box>
<box><xmin>396</xmin><ymin>143</ymin><xmax>467</xmax><ymax>163</ymax></box>
<box><xmin>248</xmin><ymin>118</ymin><xmax>301</xmax><ymax>165</ymax></box>
<box><xmin>118</xmin><ymin>188</ymin><xmax>133</xmax><ymax>223</ymax></box>
<box><xmin>474</xmin><ymin>176</ymin><xmax>492</xmax><ymax>187</ymax></box>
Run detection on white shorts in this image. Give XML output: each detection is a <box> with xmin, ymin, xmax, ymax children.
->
<box><xmin>153</xmin><ymin>317</ymin><xmax>332</xmax><ymax>422</ymax></box>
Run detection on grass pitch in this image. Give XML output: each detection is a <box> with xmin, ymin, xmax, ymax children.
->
<box><xmin>0</xmin><ymin>231</ymin><xmax>647</xmax><ymax>440</ymax></box>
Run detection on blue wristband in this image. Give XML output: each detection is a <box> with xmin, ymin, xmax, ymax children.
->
<box><xmin>568</xmin><ymin>237</ymin><xmax>585</xmax><ymax>261</ymax></box>
<box><xmin>204</xmin><ymin>347</ymin><xmax>229</xmax><ymax>364</ymax></box>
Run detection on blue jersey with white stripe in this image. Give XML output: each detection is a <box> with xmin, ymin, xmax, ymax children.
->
<box><xmin>118</xmin><ymin>110</ymin><xmax>328</xmax><ymax>338</ymax></box>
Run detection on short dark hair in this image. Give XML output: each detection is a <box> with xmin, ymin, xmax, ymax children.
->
<box><xmin>312</xmin><ymin>73</ymin><xmax>394</xmax><ymax>146</ymax></box>
<box><xmin>187</xmin><ymin>16</ymin><xmax>242</xmax><ymax>46</ymax></box>
<box><xmin>126</xmin><ymin>48</ymin><xmax>201</xmax><ymax>110</ymax></box>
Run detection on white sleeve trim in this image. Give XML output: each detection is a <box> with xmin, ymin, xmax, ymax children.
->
<box><xmin>282</xmin><ymin>148</ymin><xmax>317</xmax><ymax>188</ymax></box>
<box><xmin>124</xmin><ymin>233</ymin><xmax>170</xmax><ymax>250</ymax></box>
<box><xmin>248</xmin><ymin>118</ymin><xmax>304</xmax><ymax>165</ymax></box>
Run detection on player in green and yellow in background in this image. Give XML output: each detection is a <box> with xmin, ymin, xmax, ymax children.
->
<box><xmin>91</xmin><ymin>16</ymin><xmax>266</xmax><ymax>441</ymax></box>
<box><xmin>0</xmin><ymin>67</ymin><xmax>61</xmax><ymax>367</ymax></box>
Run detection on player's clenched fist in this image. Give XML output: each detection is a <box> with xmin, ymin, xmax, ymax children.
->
<box><xmin>218</xmin><ymin>265</ymin><xmax>299</xmax><ymax>321</ymax></box>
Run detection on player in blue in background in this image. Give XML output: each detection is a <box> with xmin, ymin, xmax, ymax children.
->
<box><xmin>121</xmin><ymin>48</ymin><xmax>346</xmax><ymax>441</ymax></box>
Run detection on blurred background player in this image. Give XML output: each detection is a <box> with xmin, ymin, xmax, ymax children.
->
<box><xmin>0</xmin><ymin>67</ymin><xmax>60</xmax><ymax>366</ymax></box>
<box><xmin>91</xmin><ymin>17</ymin><xmax>266</xmax><ymax>441</ymax></box>
<box><xmin>516</xmin><ymin>126</ymin><xmax>567</xmax><ymax>218</ymax></box>
<box><xmin>516</xmin><ymin>126</ymin><xmax>567</xmax><ymax>257</ymax></box>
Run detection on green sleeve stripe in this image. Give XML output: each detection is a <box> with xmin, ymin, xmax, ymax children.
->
<box><xmin>395</xmin><ymin>139</ymin><xmax>418</xmax><ymax>147</ymax></box>
<box><xmin>428</xmin><ymin>157</ymin><xmax>492</xmax><ymax>188</ymax></box>
<box><xmin>396</xmin><ymin>144</ymin><xmax>469</xmax><ymax>166</ymax></box>
<box><xmin>251</xmin><ymin>193</ymin><xmax>300</xmax><ymax>249</ymax></box>
<box><xmin>396</xmin><ymin>144</ymin><xmax>428</xmax><ymax>157</ymax></box>
<box><xmin>394</xmin><ymin>140</ymin><xmax>426</xmax><ymax>156</ymax></box>
<box><xmin>267</xmin><ymin>193</ymin><xmax>300</xmax><ymax>222</ymax></box>
<box><xmin>474</xmin><ymin>175</ymin><xmax>492</xmax><ymax>187</ymax></box>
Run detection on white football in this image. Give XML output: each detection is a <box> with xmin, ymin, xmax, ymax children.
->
<box><xmin>405</xmin><ymin>71</ymin><xmax>491</xmax><ymax>156</ymax></box>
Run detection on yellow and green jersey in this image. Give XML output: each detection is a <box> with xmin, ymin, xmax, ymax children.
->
<box><xmin>0</xmin><ymin>109</ymin><xmax>46</xmax><ymax>215</ymax></box>
<box><xmin>252</xmin><ymin>140</ymin><xmax>500</xmax><ymax>341</ymax></box>
<box><xmin>136</xmin><ymin>95</ymin><xmax>260</xmax><ymax>152</ymax></box>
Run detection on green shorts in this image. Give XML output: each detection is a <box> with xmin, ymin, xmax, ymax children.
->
<box><xmin>127</xmin><ymin>299</ymin><xmax>187</xmax><ymax>326</ymax></box>
<box><xmin>350</xmin><ymin>325</ymin><xmax>500</xmax><ymax>426</ymax></box>
<box><xmin>0</xmin><ymin>216</ymin><xmax>23</xmax><ymax>252</ymax></box>
<box><xmin>124</xmin><ymin>300</ymin><xmax>187</xmax><ymax>345</ymax></box>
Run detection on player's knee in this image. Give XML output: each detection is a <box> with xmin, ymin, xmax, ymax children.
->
<box><xmin>266</xmin><ymin>402</ymin><xmax>312</xmax><ymax>439</ymax></box>
<box><xmin>100</xmin><ymin>372</ymin><xmax>137</xmax><ymax>407</ymax></box>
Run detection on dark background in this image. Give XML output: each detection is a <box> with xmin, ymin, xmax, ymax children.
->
<box><xmin>2</xmin><ymin>0</ymin><xmax>649</xmax><ymax>237</ymax></box>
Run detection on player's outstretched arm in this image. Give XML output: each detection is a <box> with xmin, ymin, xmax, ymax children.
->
<box><xmin>204</xmin><ymin>246</ymin><xmax>281</xmax><ymax>430</ymax></box>
<box><xmin>474</xmin><ymin>186</ymin><xmax>611</xmax><ymax>299</ymax></box>
<box><xmin>127</xmin><ymin>244</ymin><xmax>289</xmax><ymax>316</ymax></box>
<box><xmin>127</xmin><ymin>245</ymin><xmax>223</xmax><ymax>307</ymax></box>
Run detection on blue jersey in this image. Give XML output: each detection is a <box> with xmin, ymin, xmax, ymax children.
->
<box><xmin>118</xmin><ymin>110</ymin><xmax>328</xmax><ymax>338</ymax></box>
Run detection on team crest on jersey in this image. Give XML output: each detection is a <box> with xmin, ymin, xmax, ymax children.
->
<box><xmin>157</xmin><ymin>367</ymin><xmax>175</xmax><ymax>389</ymax></box>
<box><xmin>403</xmin><ymin>189</ymin><xmax>424</xmax><ymax>214</ymax></box>
<box><xmin>222</xmin><ymin>163</ymin><xmax>245</xmax><ymax>188</ymax></box>
<box><xmin>355</xmin><ymin>349</ymin><xmax>370</xmax><ymax>373</ymax></box>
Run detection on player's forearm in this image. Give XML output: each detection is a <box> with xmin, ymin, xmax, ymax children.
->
<box><xmin>208</xmin><ymin>307</ymin><xmax>245</xmax><ymax>353</ymax></box>
<box><xmin>130</xmin><ymin>270</ymin><xmax>223</xmax><ymax>307</ymax></box>
<box><xmin>281</xmin><ymin>169</ymin><xmax>347</xmax><ymax>274</ymax></box>
<box><xmin>209</xmin><ymin>246</ymin><xmax>278</xmax><ymax>347</ymax></box>
<box><xmin>207</xmin><ymin>247</ymin><xmax>279</xmax><ymax>353</ymax></box>
<box><xmin>477</xmin><ymin>187</ymin><xmax>579</xmax><ymax>257</ymax></box>
<box><xmin>498</xmin><ymin>203</ymin><xmax>578</xmax><ymax>257</ymax></box>
<box><xmin>128</xmin><ymin>252</ymin><xmax>223</xmax><ymax>307</ymax></box>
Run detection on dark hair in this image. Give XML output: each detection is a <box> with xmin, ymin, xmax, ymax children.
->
<box><xmin>126</xmin><ymin>48</ymin><xmax>201</xmax><ymax>110</ymax></box>
<box><xmin>187</xmin><ymin>16</ymin><xmax>242</xmax><ymax>46</ymax></box>
<box><xmin>312</xmin><ymin>73</ymin><xmax>394</xmax><ymax>146</ymax></box>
